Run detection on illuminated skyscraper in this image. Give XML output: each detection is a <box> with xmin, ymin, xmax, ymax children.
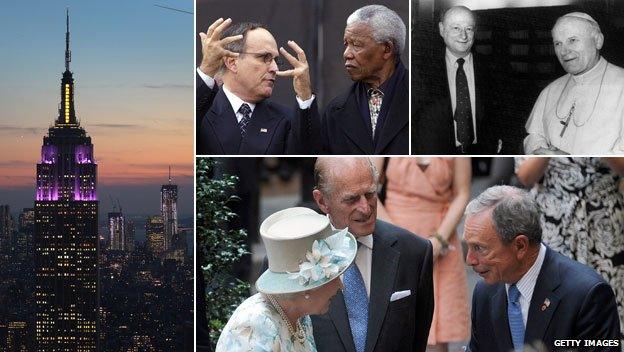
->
<box><xmin>161</xmin><ymin>167</ymin><xmax>178</xmax><ymax>251</ymax></box>
<box><xmin>146</xmin><ymin>216</ymin><xmax>165</xmax><ymax>257</ymax></box>
<box><xmin>108</xmin><ymin>212</ymin><xmax>124</xmax><ymax>251</ymax></box>
<box><xmin>34</xmin><ymin>10</ymin><xmax>99</xmax><ymax>351</ymax></box>
<box><xmin>0</xmin><ymin>205</ymin><xmax>13</xmax><ymax>254</ymax></box>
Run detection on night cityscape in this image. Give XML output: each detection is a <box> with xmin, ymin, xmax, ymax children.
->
<box><xmin>0</xmin><ymin>10</ymin><xmax>193</xmax><ymax>351</ymax></box>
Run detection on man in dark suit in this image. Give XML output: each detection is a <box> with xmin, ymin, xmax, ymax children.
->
<box><xmin>311</xmin><ymin>157</ymin><xmax>434</xmax><ymax>352</ymax></box>
<box><xmin>322</xmin><ymin>5</ymin><xmax>409</xmax><ymax>155</ymax></box>
<box><xmin>464</xmin><ymin>185</ymin><xmax>621</xmax><ymax>352</ymax></box>
<box><xmin>414</xmin><ymin>6</ymin><xmax>504</xmax><ymax>155</ymax></box>
<box><xmin>196</xmin><ymin>18</ymin><xmax>319</xmax><ymax>155</ymax></box>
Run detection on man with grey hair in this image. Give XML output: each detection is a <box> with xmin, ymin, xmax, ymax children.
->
<box><xmin>465</xmin><ymin>185</ymin><xmax>620</xmax><ymax>351</ymax></box>
<box><xmin>320</xmin><ymin>5</ymin><xmax>409</xmax><ymax>154</ymax></box>
<box><xmin>196</xmin><ymin>18</ymin><xmax>319</xmax><ymax>154</ymax></box>
<box><xmin>311</xmin><ymin>157</ymin><xmax>434</xmax><ymax>352</ymax></box>
<box><xmin>524</xmin><ymin>12</ymin><xmax>624</xmax><ymax>154</ymax></box>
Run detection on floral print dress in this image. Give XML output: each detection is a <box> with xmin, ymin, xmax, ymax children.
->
<box><xmin>517</xmin><ymin>157</ymin><xmax>624</xmax><ymax>335</ymax></box>
<box><xmin>216</xmin><ymin>293</ymin><xmax>317</xmax><ymax>352</ymax></box>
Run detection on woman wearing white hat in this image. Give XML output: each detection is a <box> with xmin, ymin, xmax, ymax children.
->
<box><xmin>216</xmin><ymin>207</ymin><xmax>357</xmax><ymax>351</ymax></box>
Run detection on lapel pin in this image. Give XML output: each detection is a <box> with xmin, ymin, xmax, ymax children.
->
<box><xmin>260</xmin><ymin>128</ymin><xmax>268</xmax><ymax>133</ymax></box>
<box><xmin>540</xmin><ymin>298</ymin><xmax>550</xmax><ymax>311</ymax></box>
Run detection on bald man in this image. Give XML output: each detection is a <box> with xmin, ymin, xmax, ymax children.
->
<box><xmin>524</xmin><ymin>12</ymin><xmax>624</xmax><ymax>154</ymax></box>
<box><xmin>414</xmin><ymin>6</ymin><xmax>506</xmax><ymax>155</ymax></box>
<box><xmin>310</xmin><ymin>158</ymin><xmax>434</xmax><ymax>352</ymax></box>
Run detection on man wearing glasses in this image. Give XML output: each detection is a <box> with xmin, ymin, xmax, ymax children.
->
<box><xmin>414</xmin><ymin>6</ymin><xmax>503</xmax><ymax>155</ymax></box>
<box><xmin>196</xmin><ymin>18</ymin><xmax>318</xmax><ymax>155</ymax></box>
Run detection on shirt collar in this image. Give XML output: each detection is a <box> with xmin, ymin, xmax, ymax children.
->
<box><xmin>571</xmin><ymin>56</ymin><xmax>607</xmax><ymax>84</ymax></box>
<box><xmin>222</xmin><ymin>84</ymin><xmax>256</xmax><ymax>114</ymax></box>
<box><xmin>506</xmin><ymin>243</ymin><xmax>547</xmax><ymax>300</ymax></box>
<box><xmin>445</xmin><ymin>48</ymin><xmax>473</xmax><ymax>68</ymax></box>
<box><xmin>327</xmin><ymin>214</ymin><xmax>374</xmax><ymax>249</ymax></box>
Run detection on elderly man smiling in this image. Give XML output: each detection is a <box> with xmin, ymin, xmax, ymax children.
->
<box><xmin>524</xmin><ymin>12</ymin><xmax>624</xmax><ymax>154</ymax></box>
<box><xmin>321</xmin><ymin>5</ymin><xmax>409</xmax><ymax>155</ymax></box>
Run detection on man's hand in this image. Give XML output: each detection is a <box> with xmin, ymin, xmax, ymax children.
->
<box><xmin>277</xmin><ymin>40</ymin><xmax>312</xmax><ymax>101</ymax></box>
<box><xmin>198</xmin><ymin>18</ymin><xmax>243</xmax><ymax>77</ymax></box>
<box><xmin>533</xmin><ymin>147</ymin><xmax>569</xmax><ymax>155</ymax></box>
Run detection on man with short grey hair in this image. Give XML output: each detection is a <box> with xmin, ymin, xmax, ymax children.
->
<box><xmin>465</xmin><ymin>185</ymin><xmax>620</xmax><ymax>351</ymax></box>
<box><xmin>321</xmin><ymin>5</ymin><xmax>409</xmax><ymax>154</ymax></box>
<box><xmin>311</xmin><ymin>157</ymin><xmax>434</xmax><ymax>352</ymax></box>
<box><xmin>524</xmin><ymin>12</ymin><xmax>624</xmax><ymax>154</ymax></box>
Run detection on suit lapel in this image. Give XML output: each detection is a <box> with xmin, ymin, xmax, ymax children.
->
<box><xmin>206</xmin><ymin>89</ymin><xmax>241</xmax><ymax>154</ymax></box>
<box><xmin>329</xmin><ymin>291</ymin><xmax>357</xmax><ymax>352</ymax></box>
<box><xmin>365</xmin><ymin>231</ymin><xmax>399</xmax><ymax>352</ymax></box>
<box><xmin>473</xmin><ymin>55</ymin><xmax>485</xmax><ymax>127</ymax></box>
<box><xmin>375</xmin><ymin>72</ymin><xmax>408</xmax><ymax>154</ymax></box>
<box><xmin>525</xmin><ymin>248</ymin><xmax>561</xmax><ymax>344</ymax></box>
<box><xmin>239</xmin><ymin>100</ymin><xmax>282</xmax><ymax>154</ymax></box>
<box><xmin>490</xmin><ymin>285</ymin><xmax>514</xmax><ymax>352</ymax></box>
<box><xmin>337</xmin><ymin>91</ymin><xmax>374</xmax><ymax>154</ymax></box>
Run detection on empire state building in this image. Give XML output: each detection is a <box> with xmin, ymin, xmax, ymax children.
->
<box><xmin>34</xmin><ymin>10</ymin><xmax>99</xmax><ymax>351</ymax></box>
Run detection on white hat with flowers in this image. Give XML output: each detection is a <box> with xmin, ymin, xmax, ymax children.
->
<box><xmin>256</xmin><ymin>207</ymin><xmax>357</xmax><ymax>294</ymax></box>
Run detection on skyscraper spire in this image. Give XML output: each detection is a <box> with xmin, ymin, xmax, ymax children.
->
<box><xmin>57</xmin><ymin>8</ymin><xmax>77</xmax><ymax>126</ymax></box>
<box><xmin>65</xmin><ymin>8</ymin><xmax>71</xmax><ymax>72</ymax></box>
<box><xmin>168</xmin><ymin>165</ymin><xmax>172</xmax><ymax>184</ymax></box>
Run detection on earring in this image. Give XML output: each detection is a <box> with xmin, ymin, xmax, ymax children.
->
<box><xmin>304</xmin><ymin>292</ymin><xmax>310</xmax><ymax>300</ymax></box>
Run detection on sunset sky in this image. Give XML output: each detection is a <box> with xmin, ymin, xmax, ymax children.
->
<box><xmin>0</xmin><ymin>0</ymin><xmax>194</xmax><ymax>215</ymax></box>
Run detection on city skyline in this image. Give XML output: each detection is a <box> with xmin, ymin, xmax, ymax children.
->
<box><xmin>0</xmin><ymin>0</ymin><xmax>194</xmax><ymax>216</ymax></box>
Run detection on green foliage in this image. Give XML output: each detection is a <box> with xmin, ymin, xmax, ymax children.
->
<box><xmin>196</xmin><ymin>158</ymin><xmax>250</xmax><ymax>349</ymax></box>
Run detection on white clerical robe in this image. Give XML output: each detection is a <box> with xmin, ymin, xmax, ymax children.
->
<box><xmin>524</xmin><ymin>57</ymin><xmax>624</xmax><ymax>154</ymax></box>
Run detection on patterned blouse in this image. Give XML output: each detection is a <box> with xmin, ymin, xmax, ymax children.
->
<box><xmin>216</xmin><ymin>293</ymin><xmax>317</xmax><ymax>352</ymax></box>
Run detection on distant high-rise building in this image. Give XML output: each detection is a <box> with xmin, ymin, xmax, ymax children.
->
<box><xmin>16</xmin><ymin>208</ymin><xmax>35</xmax><ymax>262</ymax></box>
<box><xmin>34</xmin><ymin>10</ymin><xmax>98</xmax><ymax>351</ymax></box>
<box><xmin>124</xmin><ymin>219</ymin><xmax>135</xmax><ymax>252</ymax></box>
<box><xmin>161</xmin><ymin>167</ymin><xmax>178</xmax><ymax>251</ymax></box>
<box><xmin>108</xmin><ymin>212</ymin><xmax>124</xmax><ymax>250</ymax></box>
<box><xmin>6</xmin><ymin>321</ymin><xmax>29</xmax><ymax>351</ymax></box>
<box><xmin>146</xmin><ymin>216</ymin><xmax>165</xmax><ymax>257</ymax></box>
<box><xmin>0</xmin><ymin>205</ymin><xmax>14</xmax><ymax>254</ymax></box>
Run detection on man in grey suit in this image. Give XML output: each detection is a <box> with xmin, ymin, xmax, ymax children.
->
<box><xmin>311</xmin><ymin>157</ymin><xmax>434</xmax><ymax>352</ymax></box>
<box><xmin>465</xmin><ymin>186</ymin><xmax>620</xmax><ymax>352</ymax></box>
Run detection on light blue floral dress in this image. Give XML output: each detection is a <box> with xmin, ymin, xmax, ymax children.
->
<box><xmin>216</xmin><ymin>293</ymin><xmax>317</xmax><ymax>352</ymax></box>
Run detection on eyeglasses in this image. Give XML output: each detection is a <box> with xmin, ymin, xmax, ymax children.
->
<box><xmin>447</xmin><ymin>26</ymin><xmax>475</xmax><ymax>36</ymax></box>
<box><xmin>238</xmin><ymin>52</ymin><xmax>284</xmax><ymax>67</ymax></box>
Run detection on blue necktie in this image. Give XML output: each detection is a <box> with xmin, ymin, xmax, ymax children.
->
<box><xmin>508</xmin><ymin>284</ymin><xmax>524</xmax><ymax>352</ymax></box>
<box><xmin>343</xmin><ymin>262</ymin><xmax>368</xmax><ymax>352</ymax></box>
<box><xmin>238</xmin><ymin>103</ymin><xmax>252</xmax><ymax>139</ymax></box>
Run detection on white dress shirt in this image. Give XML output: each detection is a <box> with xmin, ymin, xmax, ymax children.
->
<box><xmin>195</xmin><ymin>67</ymin><xmax>315</xmax><ymax>113</ymax></box>
<box><xmin>505</xmin><ymin>243</ymin><xmax>547</xmax><ymax>327</ymax></box>
<box><xmin>354</xmin><ymin>234</ymin><xmax>373</xmax><ymax>298</ymax></box>
<box><xmin>444</xmin><ymin>50</ymin><xmax>477</xmax><ymax>146</ymax></box>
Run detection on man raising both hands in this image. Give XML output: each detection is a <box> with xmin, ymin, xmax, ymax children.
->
<box><xmin>196</xmin><ymin>18</ymin><xmax>319</xmax><ymax>155</ymax></box>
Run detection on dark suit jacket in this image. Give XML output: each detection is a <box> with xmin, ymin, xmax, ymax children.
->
<box><xmin>414</xmin><ymin>51</ymin><xmax>504</xmax><ymax>154</ymax></box>
<box><xmin>469</xmin><ymin>246</ymin><xmax>621</xmax><ymax>352</ymax></box>
<box><xmin>320</xmin><ymin>68</ymin><xmax>409</xmax><ymax>155</ymax></box>
<box><xmin>196</xmin><ymin>74</ymin><xmax>319</xmax><ymax>155</ymax></box>
<box><xmin>311</xmin><ymin>220</ymin><xmax>434</xmax><ymax>352</ymax></box>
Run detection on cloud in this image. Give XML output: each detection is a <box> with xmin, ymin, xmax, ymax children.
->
<box><xmin>89</xmin><ymin>123</ymin><xmax>140</xmax><ymax>129</ymax></box>
<box><xmin>142</xmin><ymin>84</ymin><xmax>192</xmax><ymax>89</ymax></box>
<box><xmin>0</xmin><ymin>125</ymin><xmax>45</xmax><ymax>135</ymax></box>
<box><xmin>0</xmin><ymin>160</ymin><xmax>34</xmax><ymax>167</ymax></box>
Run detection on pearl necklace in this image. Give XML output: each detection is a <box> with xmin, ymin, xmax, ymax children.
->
<box><xmin>266</xmin><ymin>294</ymin><xmax>306</xmax><ymax>344</ymax></box>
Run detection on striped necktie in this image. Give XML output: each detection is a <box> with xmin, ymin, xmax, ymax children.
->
<box><xmin>238</xmin><ymin>103</ymin><xmax>252</xmax><ymax>139</ymax></box>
